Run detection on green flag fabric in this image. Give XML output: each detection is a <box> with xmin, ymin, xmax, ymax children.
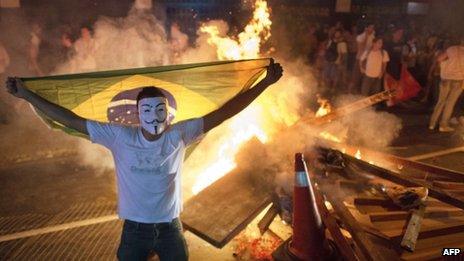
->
<box><xmin>21</xmin><ymin>58</ymin><xmax>270</xmax><ymax>137</ymax></box>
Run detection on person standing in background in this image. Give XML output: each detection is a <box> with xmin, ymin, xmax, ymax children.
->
<box><xmin>335</xmin><ymin>30</ymin><xmax>348</xmax><ymax>92</ymax></box>
<box><xmin>306</xmin><ymin>24</ymin><xmax>319</xmax><ymax>65</ymax></box>
<box><xmin>324</xmin><ymin>30</ymin><xmax>342</xmax><ymax>93</ymax></box>
<box><xmin>349</xmin><ymin>23</ymin><xmax>375</xmax><ymax>94</ymax></box>
<box><xmin>360</xmin><ymin>37</ymin><xmax>390</xmax><ymax>96</ymax></box>
<box><xmin>72</xmin><ymin>26</ymin><xmax>97</xmax><ymax>72</ymax></box>
<box><xmin>345</xmin><ymin>25</ymin><xmax>358</xmax><ymax>79</ymax></box>
<box><xmin>403</xmin><ymin>35</ymin><xmax>420</xmax><ymax>80</ymax></box>
<box><xmin>429</xmin><ymin>35</ymin><xmax>464</xmax><ymax>132</ymax></box>
<box><xmin>384</xmin><ymin>27</ymin><xmax>405</xmax><ymax>81</ymax></box>
<box><xmin>28</xmin><ymin>24</ymin><xmax>44</xmax><ymax>76</ymax></box>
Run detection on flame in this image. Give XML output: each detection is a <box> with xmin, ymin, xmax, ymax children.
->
<box><xmin>191</xmin><ymin>106</ymin><xmax>268</xmax><ymax>194</ymax></box>
<box><xmin>355</xmin><ymin>149</ymin><xmax>362</xmax><ymax>160</ymax></box>
<box><xmin>319</xmin><ymin>131</ymin><xmax>341</xmax><ymax>143</ymax></box>
<box><xmin>315</xmin><ymin>94</ymin><xmax>332</xmax><ymax>118</ymax></box>
<box><xmin>200</xmin><ymin>0</ymin><xmax>271</xmax><ymax>60</ymax></box>
<box><xmin>191</xmin><ymin>0</ymin><xmax>289</xmax><ymax>195</ymax></box>
<box><xmin>324</xmin><ymin>200</ymin><xmax>333</xmax><ymax>212</ymax></box>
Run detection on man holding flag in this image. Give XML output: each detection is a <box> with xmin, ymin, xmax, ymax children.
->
<box><xmin>5</xmin><ymin>59</ymin><xmax>283</xmax><ymax>261</ymax></box>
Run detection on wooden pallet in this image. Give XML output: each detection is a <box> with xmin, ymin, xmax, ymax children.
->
<box><xmin>181</xmin><ymin>168</ymin><xmax>272</xmax><ymax>248</ymax></box>
<box><xmin>314</xmin><ymin>147</ymin><xmax>464</xmax><ymax>260</ymax></box>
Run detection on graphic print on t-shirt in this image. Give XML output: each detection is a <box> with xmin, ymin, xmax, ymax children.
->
<box><xmin>131</xmin><ymin>151</ymin><xmax>168</xmax><ymax>175</ymax></box>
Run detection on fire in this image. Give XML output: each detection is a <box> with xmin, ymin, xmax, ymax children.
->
<box><xmin>355</xmin><ymin>149</ymin><xmax>362</xmax><ymax>160</ymax></box>
<box><xmin>191</xmin><ymin>106</ymin><xmax>268</xmax><ymax>194</ymax></box>
<box><xmin>200</xmin><ymin>0</ymin><xmax>271</xmax><ymax>60</ymax></box>
<box><xmin>191</xmin><ymin>0</ymin><xmax>290</xmax><ymax>195</ymax></box>
<box><xmin>315</xmin><ymin>94</ymin><xmax>332</xmax><ymax>118</ymax></box>
<box><xmin>324</xmin><ymin>200</ymin><xmax>333</xmax><ymax>212</ymax></box>
<box><xmin>319</xmin><ymin>131</ymin><xmax>341</xmax><ymax>143</ymax></box>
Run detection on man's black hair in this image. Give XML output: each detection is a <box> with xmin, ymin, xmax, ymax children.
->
<box><xmin>136</xmin><ymin>86</ymin><xmax>166</xmax><ymax>106</ymax></box>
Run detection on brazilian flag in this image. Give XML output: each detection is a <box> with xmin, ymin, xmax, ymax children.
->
<box><xmin>21</xmin><ymin>58</ymin><xmax>270</xmax><ymax>137</ymax></box>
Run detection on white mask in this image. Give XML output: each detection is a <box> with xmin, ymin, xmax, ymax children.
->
<box><xmin>138</xmin><ymin>97</ymin><xmax>168</xmax><ymax>135</ymax></box>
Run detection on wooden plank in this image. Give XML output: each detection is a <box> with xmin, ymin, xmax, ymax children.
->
<box><xmin>181</xmin><ymin>169</ymin><xmax>272</xmax><ymax>248</ymax></box>
<box><xmin>400</xmin><ymin>204</ymin><xmax>426</xmax><ymax>252</ymax></box>
<box><xmin>407</xmin><ymin>146</ymin><xmax>464</xmax><ymax>161</ymax></box>
<box><xmin>302</xmin><ymin>90</ymin><xmax>395</xmax><ymax>126</ymax></box>
<box><xmin>444</xmin><ymin>189</ymin><xmax>464</xmax><ymax>196</ymax></box>
<box><xmin>312</xmin><ymin>181</ymin><xmax>361</xmax><ymax>261</ymax></box>
<box><xmin>320</xmin><ymin>184</ymin><xmax>400</xmax><ymax>261</ymax></box>
<box><xmin>433</xmin><ymin>181</ymin><xmax>464</xmax><ymax>190</ymax></box>
<box><xmin>354</xmin><ymin>197</ymin><xmax>454</xmax><ymax>209</ymax></box>
<box><xmin>257</xmin><ymin>203</ymin><xmax>278</xmax><ymax>234</ymax></box>
<box><xmin>360</xmin><ymin>225</ymin><xmax>391</xmax><ymax>241</ymax></box>
<box><xmin>369</xmin><ymin>209</ymin><xmax>464</xmax><ymax>222</ymax></box>
<box><xmin>386</xmin><ymin>222</ymin><xmax>464</xmax><ymax>241</ymax></box>
<box><xmin>324</xmin><ymin>142</ymin><xmax>464</xmax><ymax>183</ymax></box>
<box><xmin>344</xmin><ymin>154</ymin><xmax>464</xmax><ymax>211</ymax></box>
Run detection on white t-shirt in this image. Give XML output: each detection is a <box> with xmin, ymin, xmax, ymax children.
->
<box><xmin>356</xmin><ymin>32</ymin><xmax>375</xmax><ymax>59</ymax></box>
<box><xmin>361</xmin><ymin>49</ymin><xmax>390</xmax><ymax>78</ymax></box>
<box><xmin>440</xmin><ymin>46</ymin><xmax>464</xmax><ymax>80</ymax></box>
<box><xmin>87</xmin><ymin>118</ymin><xmax>204</xmax><ymax>223</ymax></box>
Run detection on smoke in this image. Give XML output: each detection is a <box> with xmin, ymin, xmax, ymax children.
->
<box><xmin>326</xmin><ymin>95</ymin><xmax>403</xmax><ymax>148</ymax></box>
<box><xmin>54</xmin><ymin>6</ymin><xmax>171</xmax><ymax>73</ymax></box>
<box><xmin>228</xmin><ymin>96</ymin><xmax>402</xmax><ymax>196</ymax></box>
<box><xmin>0</xmin><ymin>10</ymin><xmax>80</xmax><ymax>167</ymax></box>
<box><xmin>178</xmin><ymin>20</ymin><xmax>227</xmax><ymax>63</ymax></box>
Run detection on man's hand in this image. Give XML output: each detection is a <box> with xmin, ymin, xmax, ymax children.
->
<box><xmin>263</xmin><ymin>59</ymin><xmax>283</xmax><ymax>85</ymax></box>
<box><xmin>203</xmin><ymin>58</ymin><xmax>284</xmax><ymax>133</ymax></box>
<box><xmin>6</xmin><ymin>77</ymin><xmax>28</xmax><ymax>99</ymax></box>
<box><xmin>5</xmin><ymin>76</ymin><xmax>88</xmax><ymax>134</ymax></box>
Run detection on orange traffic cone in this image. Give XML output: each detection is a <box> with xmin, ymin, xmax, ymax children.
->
<box><xmin>289</xmin><ymin>153</ymin><xmax>325</xmax><ymax>260</ymax></box>
<box><xmin>273</xmin><ymin>153</ymin><xmax>326</xmax><ymax>261</ymax></box>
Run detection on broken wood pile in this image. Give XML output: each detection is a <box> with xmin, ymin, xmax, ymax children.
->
<box><xmin>180</xmin><ymin>136</ymin><xmax>464</xmax><ymax>260</ymax></box>
<box><xmin>314</xmin><ymin>146</ymin><xmax>464</xmax><ymax>260</ymax></box>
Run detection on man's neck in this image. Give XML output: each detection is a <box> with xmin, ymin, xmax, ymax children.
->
<box><xmin>141</xmin><ymin>128</ymin><xmax>163</xmax><ymax>142</ymax></box>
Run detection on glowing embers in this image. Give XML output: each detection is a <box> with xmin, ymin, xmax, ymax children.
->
<box><xmin>200</xmin><ymin>0</ymin><xmax>271</xmax><ymax>60</ymax></box>
<box><xmin>315</xmin><ymin>94</ymin><xmax>332</xmax><ymax>118</ymax></box>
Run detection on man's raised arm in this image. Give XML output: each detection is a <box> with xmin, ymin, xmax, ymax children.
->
<box><xmin>5</xmin><ymin>77</ymin><xmax>88</xmax><ymax>134</ymax></box>
<box><xmin>202</xmin><ymin>59</ymin><xmax>283</xmax><ymax>133</ymax></box>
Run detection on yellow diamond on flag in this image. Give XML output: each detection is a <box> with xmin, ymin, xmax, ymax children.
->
<box><xmin>21</xmin><ymin>59</ymin><xmax>270</xmax><ymax>137</ymax></box>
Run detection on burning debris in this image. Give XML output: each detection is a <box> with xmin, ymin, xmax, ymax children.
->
<box><xmin>314</xmin><ymin>94</ymin><xmax>332</xmax><ymax>118</ymax></box>
<box><xmin>385</xmin><ymin>186</ymin><xmax>428</xmax><ymax>210</ymax></box>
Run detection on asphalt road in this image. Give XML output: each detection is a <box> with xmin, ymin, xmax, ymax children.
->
<box><xmin>1</xmin><ymin>107</ymin><xmax>463</xmax><ymax>260</ymax></box>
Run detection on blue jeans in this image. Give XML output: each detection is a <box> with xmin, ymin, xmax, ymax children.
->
<box><xmin>117</xmin><ymin>218</ymin><xmax>188</xmax><ymax>261</ymax></box>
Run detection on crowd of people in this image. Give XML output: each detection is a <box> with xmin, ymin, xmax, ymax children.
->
<box><xmin>1</xmin><ymin>17</ymin><xmax>464</xmax><ymax>132</ymax></box>
<box><xmin>301</xmin><ymin>19</ymin><xmax>464</xmax><ymax>132</ymax></box>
